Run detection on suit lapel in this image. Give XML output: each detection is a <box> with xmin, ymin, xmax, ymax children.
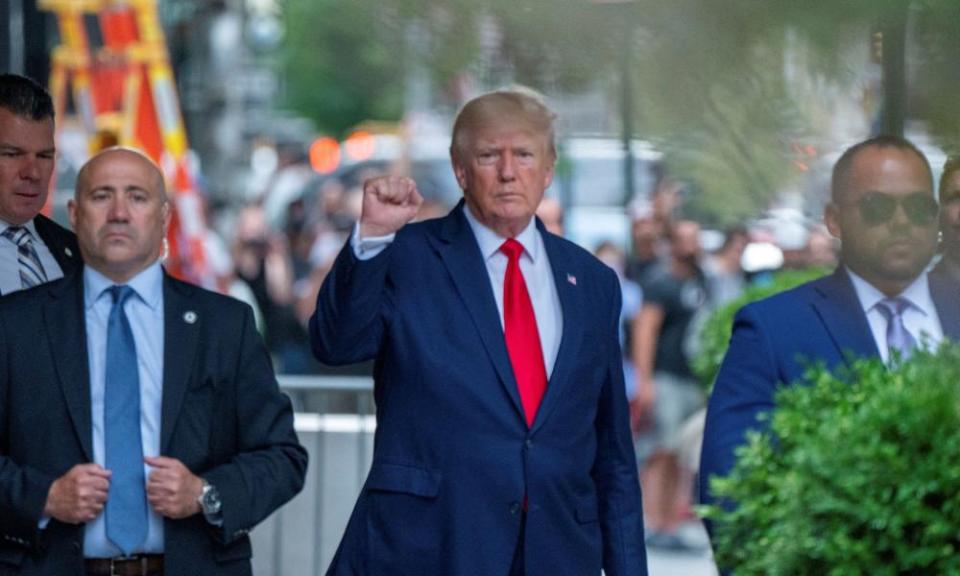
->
<box><xmin>433</xmin><ymin>204</ymin><xmax>526</xmax><ymax>422</ymax></box>
<box><xmin>530</xmin><ymin>226</ymin><xmax>583</xmax><ymax>434</ymax></box>
<box><xmin>160</xmin><ymin>273</ymin><xmax>200</xmax><ymax>453</ymax></box>
<box><xmin>34</xmin><ymin>214</ymin><xmax>78</xmax><ymax>272</ymax></box>
<box><xmin>45</xmin><ymin>272</ymin><xmax>94</xmax><ymax>461</ymax></box>
<box><xmin>810</xmin><ymin>268</ymin><xmax>880</xmax><ymax>361</ymax></box>
<box><xmin>929</xmin><ymin>272</ymin><xmax>960</xmax><ymax>341</ymax></box>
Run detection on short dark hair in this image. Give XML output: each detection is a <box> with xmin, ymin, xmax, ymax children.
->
<box><xmin>830</xmin><ymin>135</ymin><xmax>932</xmax><ymax>203</ymax></box>
<box><xmin>0</xmin><ymin>73</ymin><xmax>55</xmax><ymax>121</ymax></box>
<box><xmin>939</xmin><ymin>156</ymin><xmax>960</xmax><ymax>200</ymax></box>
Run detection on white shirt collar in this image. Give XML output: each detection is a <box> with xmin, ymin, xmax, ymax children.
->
<box><xmin>462</xmin><ymin>203</ymin><xmax>540</xmax><ymax>263</ymax></box>
<box><xmin>846</xmin><ymin>267</ymin><xmax>934</xmax><ymax>317</ymax></box>
<box><xmin>84</xmin><ymin>260</ymin><xmax>164</xmax><ymax>311</ymax></box>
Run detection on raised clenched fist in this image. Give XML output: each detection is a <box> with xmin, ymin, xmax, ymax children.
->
<box><xmin>359</xmin><ymin>176</ymin><xmax>424</xmax><ymax>238</ymax></box>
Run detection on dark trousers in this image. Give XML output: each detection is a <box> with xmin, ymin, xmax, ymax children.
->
<box><xmin>509</xmin><ymin>514</ymin><xmax>526</xmax><ymax>576</ymax></box>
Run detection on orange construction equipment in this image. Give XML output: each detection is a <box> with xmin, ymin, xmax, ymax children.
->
<box><xmin>41</xmin><ymin>0</ymin><xmax>212</xmax><ymax>287</ymax></box>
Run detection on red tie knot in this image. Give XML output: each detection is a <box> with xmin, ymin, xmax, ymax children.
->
<box><xmin>500</xmin><ymin>238</ymin><xmax>524</xmax><ymax>261</ymax></box>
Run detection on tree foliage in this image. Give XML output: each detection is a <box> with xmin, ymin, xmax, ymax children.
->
<box><xmin>278</xmin><ymin>0</ymin><xmax>960</xmax><ymax>218</ymax></box>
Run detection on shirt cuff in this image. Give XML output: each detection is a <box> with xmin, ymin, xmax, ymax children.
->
<box><xmin>350</xmin><ymin>222</ymin><xmax>395</xmax><ymax>261</ymax></box>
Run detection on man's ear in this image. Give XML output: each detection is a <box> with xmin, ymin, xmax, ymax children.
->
<box><xmin>161</xmin><ymin>200</ymin><xmax>172</xmax><ymax>231</ymax></box>
<box><xmin>824</xmin><ymin>202</ymin><xmax>842</xmax><ymax>240</ymax></box>
<box><xmin>68</xmin><ymin>199</ymin><xmax>77</xmax><ymax>231</ymax></box>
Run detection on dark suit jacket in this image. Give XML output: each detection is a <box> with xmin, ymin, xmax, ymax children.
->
<box><xmin>700</xmin><ymin>268</ymin><xmax>960</xmax><ymax>514</ymax></box>
<box><xmin>929</xmin><ymin>257</ymin><xmax>960</xmax><ymax>287</ymax></box>
<box><xmin>32</xmin><ymin>214</ymin><xmax>79</xmax><ymax>279</ymax></box>
<box><xmin>310</xmin><ymin>204</ymin><xmax>647</xmax><ymax>576</ymax></box>
<box><xmin>0</xmin><ymin>268</ymin><xmax>307</xmax><ymax>575</ymax></box>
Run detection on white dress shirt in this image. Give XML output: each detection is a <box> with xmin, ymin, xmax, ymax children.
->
<box><xmin>847</xmin><ymin>268</ymin><xmax>943</xmax><ymax>364</ymax></box>
<box><xmin>0</xmin><ymin>218</ymin><xmax>64</xmax><ymax>295</ymax></box>
<box><xmin>82</xmin><ymin>261</ymin><xmax>165</xmax><ymax>557</ymax></box>
<box><xmin>351</xmin><ymin>206</ymin><xmax>564</xmax><ymax>377</ymax></box>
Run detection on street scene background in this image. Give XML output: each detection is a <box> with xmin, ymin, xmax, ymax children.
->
<box><xmin>5</xmin><ymin>1</ymin><xmax>960</xmax><ymax>574</ymax></box>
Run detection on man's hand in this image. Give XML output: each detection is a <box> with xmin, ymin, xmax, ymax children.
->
<box><xmin>359</xmin><ymin>176</ymin><xmax>424</xmax><ymax>238</ymax></box>
<box><xmin>44</xmin><ymin>464</ymin><xmax>111</xmax><ymax>524</ymax></box>
<box><xmin>145</xmin><ymin>456</ymin><xmax>203</xmax><ymax>519</ymax></box>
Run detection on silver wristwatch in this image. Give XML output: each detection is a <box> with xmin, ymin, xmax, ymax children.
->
<box><xmin>198</xmin><ymin>478</ymin><xmax>223</xmax><ymax>524</ymax></box>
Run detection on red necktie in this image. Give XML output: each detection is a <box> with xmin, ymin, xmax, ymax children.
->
<box><xmin>500</xmin><ymin>238</ymin><xmax>548</xmax><ymax>427</ymax></box>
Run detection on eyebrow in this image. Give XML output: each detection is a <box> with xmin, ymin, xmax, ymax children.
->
<box><xmin>87</xmin><ymin>184</ymin><xmax>151</xmax><ymax>194</ymax></box>
<box><xmin>0</xmin><ymin>143</ymin><xmax>56</xmax><ymax>154</ymax></box>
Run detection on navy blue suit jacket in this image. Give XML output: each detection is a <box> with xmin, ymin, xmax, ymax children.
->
<box><xmin>700</xmin><ymin>268</ymin><xmax>960</xmax><ymax>513</ymax></box>
<box><xmin>0</xmin><ymin>268</ymin><xmax>307</xmax><ymax>575</ymax></box>
<box><xmin>310</xmin><ymin>204</ymin><xmax>647</xmax><ymax>576</ymax></box>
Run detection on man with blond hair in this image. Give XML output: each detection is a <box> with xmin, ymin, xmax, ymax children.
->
<box><xmin>312</xmin><ymin>88</ymin><xmax>647</xmax><ymax>576</ymax></box>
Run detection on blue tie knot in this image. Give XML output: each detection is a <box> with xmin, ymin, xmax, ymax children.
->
<box><xmin>109</xmin><ymin>285</ymin><xmax>135</xmax><ymax>307</ymax></box>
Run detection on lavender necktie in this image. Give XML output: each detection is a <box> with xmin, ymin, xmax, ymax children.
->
<box><xmin>876</xmin><ymin>297</ymin><xmax>917</xmax><ymax>360</ymax></box>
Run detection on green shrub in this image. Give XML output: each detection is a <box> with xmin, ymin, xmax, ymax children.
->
<box><xmin>700</xmin><ymin>343</ymin><xmax>960</xmax><ymax>575</ymax></box>
<box><xmin>692</xmin><ymin>268</ymin><xmax>828</xmax><ymax>391</ymax></box>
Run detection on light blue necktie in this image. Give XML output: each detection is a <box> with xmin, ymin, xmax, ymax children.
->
<box><xmin>104</xmin><ymin>285</ymin><xmax>148</xmax><ymax>556</ymax></box>
<box><xmin>876</xmin><ymin>297</ymin><xmax>917</xmax><ymax>361</ymax></box>
<box><xmin>2</xmin><ymin>226</ymin><xmax>47</xmax><ymax>289</ymax></box>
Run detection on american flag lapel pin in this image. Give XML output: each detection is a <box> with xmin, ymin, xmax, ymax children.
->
<box><xmin>567</xmin><ymin>273</ymin><xmax>577</xmax><ymax>286</ymax></box>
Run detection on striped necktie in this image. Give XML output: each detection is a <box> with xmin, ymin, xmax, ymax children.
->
<box><xmin>2</xmin><ymin>226</ymin><xmax>48</xmax><ymax>289</ymax></box>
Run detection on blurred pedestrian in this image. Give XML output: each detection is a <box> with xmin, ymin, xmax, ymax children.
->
<box><xmin>703</xmin><ymin>225</ymin><xmax>748</xmax><ymax>306</ymax></box>
<box><xmin>931</xmin><ymin>156</ymin><xmax>960</xmax><ymax>285</ymax></box>
<box><xmin>631</xmin><ymin>219</ymin><xmax>708</xmax><ymax>551</ymax></box>
<box><xmin>232</xmin><ymin>204</ymin><xmax>315</xmax><ymax>374</ymax></box>
<box><xmin>0</xmin><ymin>73</ymin><xmax>79</xmax><ymax>296</ymax></box>
<box><xmin>625</xmin><ymin>213</ymin><xmax>665</xmax><ymax>288</ymax></box>
<box><xmin>311</xmin><ymin>87</ymin><xmax>647</xmax><ymax>576</ymax></box>
<box><xmin>595</xmin><ymin>240</ymin><xmax>644</xmax><ymax>399</ymax></box>
<box><xmin>535</xmin><ymin>196</ymin><xmax>564</xmax><ymax>236</ymax></box>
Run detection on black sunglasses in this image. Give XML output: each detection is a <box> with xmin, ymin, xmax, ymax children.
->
<box><xmin>843</xmin><ymin>192</ymin><xmax>938</xmax><ymax>226</ymax></box>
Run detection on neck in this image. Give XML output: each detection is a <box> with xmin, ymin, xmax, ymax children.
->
<box><xmin>671</xmin><ymin>257</ymin><xmax>696</xmax><ymax>278</ymax></box>
<box><xmin>854</xmin><ymin>271</ymin><xmax>912</xmax><ymax>299</ymax></box>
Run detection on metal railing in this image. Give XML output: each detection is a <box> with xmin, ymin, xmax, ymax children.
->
<box><xmin>251</xmin><ymin>375</ymin><xmax>375</xmax><ymax>576</ymax></box>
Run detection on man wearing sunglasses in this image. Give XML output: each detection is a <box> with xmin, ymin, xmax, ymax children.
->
<box><xmin>700</xmin><ymin>135</ymin><xmax>960</xmax><ymax>546</ymax></box>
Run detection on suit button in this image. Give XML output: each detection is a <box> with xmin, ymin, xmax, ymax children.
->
<box><xmin>510</xmin><ymin>501</ymin><xmax>521</xmax><ymax>516</ymax></box>
<box><xmin>524</xmin><ymin>439</ymin><xmax>533</xmax><ymax>449</ymax></box>
<box><xmin>72</xmin><ymin>541</ymin><xmax>81</xmax><ymax>553</ymax></box>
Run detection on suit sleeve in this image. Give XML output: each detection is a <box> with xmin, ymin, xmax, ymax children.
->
<box><xmin>699</xmin><ymin>304</ymin><xmax>779</xmax><ymax>516</ymax></box>
<box><xmin>0</xmin><ymin>306</ymin><xmax>56</xmax><ymax>549</ymax></box>
<box><xmin>309</xmin><ymin>237</ymin><xmax>391</xmax><ymax>365</ymax></box>
<box><xmin>593</xmin><ymin>270</ymin><xmax>648</xmax><ymax>576</ymax></box>
<box><xmin>202</xmin><ymin>305</ymin><xmax>308</xmax><ymax>543</ymax></box>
